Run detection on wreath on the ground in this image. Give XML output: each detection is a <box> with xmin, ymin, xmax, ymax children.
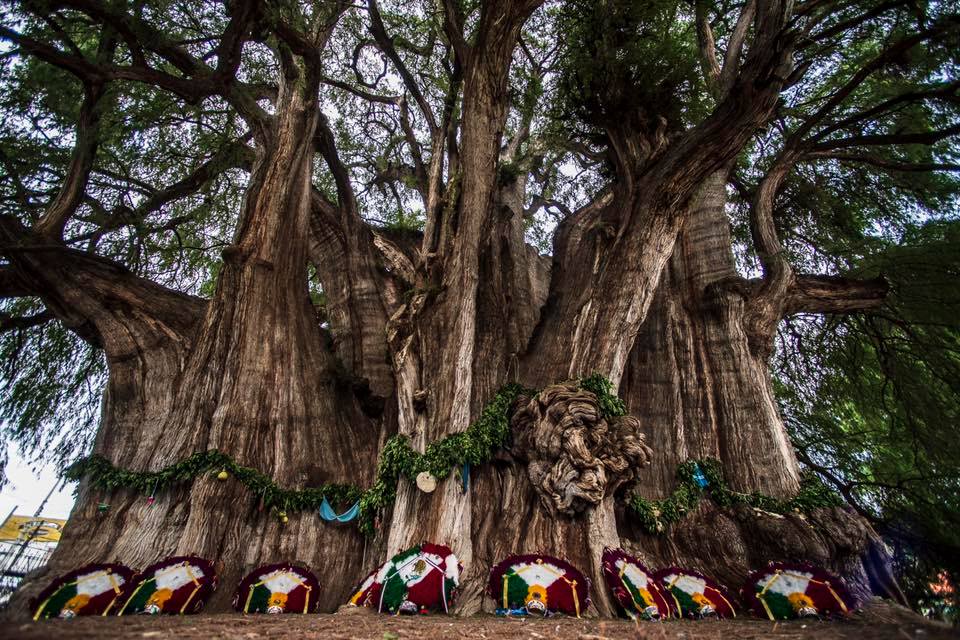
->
<box><xmin>601</xmin><ymin>548</ymin><xmax>672</xmax><ymax>620</ymax></box>
<box><xmin>233</xmin><ymin>563</ymin><xmax>319</xmax><ymax>614</ymax></box>
<box><xmin>653</xmin><ymin>567</ymin><xmax>737</xmax><ymax>619</ymax></box>
<box><xmin>742</xmin><ymin>561</ymin><xmax>854</xmax><ymax>620</ymax></box>
<box><xmin>348</xmin><ymin>542</ymin><xmax>460</xmax><ymax>614</ymax></box>
<box><xmin>487</xmin><ymin>554</ymin><xmax>590</xmax><ymax>617</ymax></box>
<box><xmin>117</xmin><ymin>556</ymin><xmax>216</xmax><ymax>615</ymax></box>
<box><xmin>31</xmin><ymin>563</ymin><xmax>134</xmax><ymax>619</ymax></box>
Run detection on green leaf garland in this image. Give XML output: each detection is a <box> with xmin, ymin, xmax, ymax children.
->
<box><xmin>627</xmin><ymin>459</ymin><xmax>843</xmax><ymax>533</ymax></box>
<box><xmin>64</xmin><ymin>375</ymin><xmax>842</xmax><ymax>536</ymax></box>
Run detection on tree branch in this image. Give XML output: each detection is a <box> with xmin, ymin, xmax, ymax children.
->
<box><xmin>719</xmin><ymin>0</ymin><xmax>757</xmax><ymax>93</ymax></box>
<box><xmin>695</xmin><ymin>0</ymin><xmax>722</xmax><ymax>94</ymax></box>
<box><xmin>790</xmin><ymin>17</ymin><xmax>960</xmax><ymax>145</ymax></box>
<box><xmin>68</xmin><ymin>140</ymin><xmax>254</xmax><ymax>245</ymax></box>
<box><xmin>0</xmin><ymin>309</ymin><xmax>54</xmax><ymax>333</ymax></box>
<box><xmin>784</xmin><ymin>274</ymin><xmax>889</xmax><ymax>315</ymax></box>
<box><xmin>0</xmin><ymin>215</ymin><xmax>205</xmax><ymax>348</ymax></box>
<box><xmin>368</xmin><ymin>0</ymin><xmax>437</xmax><ymax>132</ymax></box>
<box><xmin>803</xmin><ymin>152</ymin><xmax>960</xmax><ymax>173</ymax></box>
<box><xmin>440</xmin><ymin>0</ymin><xmax>470</xmax><ymax>68</ymax></box>
<box><xmin>0</xmin><ymin>266</ymin><xmax>35</xmax><ymax>298</ymax></box>
<box><xmin>808</xmin><ymin>123</ymin><xmax>960</xmax><ymax>152</ymax></box>
<box><xmin>33</xmin><ymin>25</ymin><xmax>116</xmax><ymax>240</ymax></box>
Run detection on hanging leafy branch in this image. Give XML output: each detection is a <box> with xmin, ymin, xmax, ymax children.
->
<box><xmin>628</xmin><ymin>459</ymin><xmax>843</xmax><ymax>533</ymax></box>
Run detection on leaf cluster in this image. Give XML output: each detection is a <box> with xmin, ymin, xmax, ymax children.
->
<box><xmin>627</xmin><ymin>458</ymin><xmax>843</xmax><ymax>533</ymax></box>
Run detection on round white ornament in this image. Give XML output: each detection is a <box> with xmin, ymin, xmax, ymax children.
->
<box><xmin>416</xmin><ymin>471</ymin><xmax>437</xmax><ymax>493</ymax></box>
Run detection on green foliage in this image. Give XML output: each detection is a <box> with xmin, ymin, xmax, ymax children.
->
<box><xmin>65</xmin><ymin>450</ymin><xmax>363</xmax><ymax>516</ymax></box>
<box><xmin>65</xmin><ymin>380</ymin><xmax>534</xmax><ymax>535</ymax></box>
<box><xmin>776</xmin><ymin>219</ymin><xmax>960</xmax><ymax>608</ymax></box>
<box><xmin>62</xmin><ymin>375</ymin><xmax>656</xmax><ymax>535</ymax></box>
<box><xmin>579</xmin><ymin>373</ymin><xmax>627</xmax><ymax>419</ymax></box>
<box><xmin>627</xmin><ymin>459</ymin><xmax>842</xmax><ymax>533</ymax></box>
<box><xmin>554</xmin><ymin>0</ymin><xmax>707</xmax><ymax>143</ymax></box>
<box><xmin>381</xmin><ymin>207</ymin><xmax>425</xmax><ymax>233</ymax></box>
<box><xmin>0</xmin><ymin>303</ymin><xmax>105</xmax><ymax>486</ymax></box>
<box><xmin>356</xmin><ymin>381</ymin><xmax>528</xmax><ymax>534</ymax></box>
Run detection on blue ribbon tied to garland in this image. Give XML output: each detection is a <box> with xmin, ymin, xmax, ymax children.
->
<box><xmin>319</xmin><ymin>497</ymin><xmax>360</xmax><ymax>523</ymax></box>
<box><xmin>691</xmin><ymin>463</ymin><xmax>709</xmax><ymax>489</ymax></box>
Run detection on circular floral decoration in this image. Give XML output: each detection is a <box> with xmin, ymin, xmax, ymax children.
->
<box><xmin>117</xmin><ymin>556</ymin><xmax>217</xmax><ymax>615</ymax></box>
<box><xmin>233</xmin><ymin>563</ymin><xmax>320</xmax><ymax>614</ymax></box>
<box><xmin>348</xmin><ymin>542</ymin><xmax>461</xmax><ymax>614</ymax></box>
<box><xmin>31</xmin><ymin>563</ymin><xmax>134</xmax><ymax>619</ymax></box>
<box><xmin>601</xmin><ymin>548</ymin><xmax>672</xmax><ymax>620</ymax></box>
<box><xmin>653</xmin><ymin>567</ymin><xmax>736</xmax><ymax>618</ymax></box>
<box><xmin>743</xmin><ymin>561</ymin><xmax>854</xmax><ymax>620</ymax></box>
<box><xmin>487</xmin><ymin>554</ymin><xmax>591</xmax><ymax>617</ymax></box>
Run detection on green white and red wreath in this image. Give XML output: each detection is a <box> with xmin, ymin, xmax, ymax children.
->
<box><xmin>601</xmin><ymin>548</ymin><xmax>672</xmax><ymax>620</ymax></box>
<box><xmin>487</xmin><ymin>554</ymin><xmax>590</xmax><ymax>617</ymax></box>
<box><xmin>233</xmin><ymin>563</ymin><xmax>319</xmax><ymax>614</ymax></box>
<box><xmin>31</xmin><ymin>563</ymin><xmax>134</xmax><ymax>619</ymax></box>
<box><xmin>117</xmin><ymin>556</ymin><xmax>217</xmax><ymax>615</ymax></box>
<box><xmin>653</xmin><ymin>567</ymin><xmax>736</xmax><ymax>618</ymax></box>
<box><xmin>348</xmin><ymin>542</ymin><xmax>461</xmax><ymax>614</ymax></box>
<box><xmin>743</xmin><ymin>562</ymin><xmax>854</xmax><ymax>620</ymax></box>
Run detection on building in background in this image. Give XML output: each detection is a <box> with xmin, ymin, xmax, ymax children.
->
<box><xmin>0</xmin><ymin>514</ymin><xmax>65</xmax><ymax>607</ymax></box>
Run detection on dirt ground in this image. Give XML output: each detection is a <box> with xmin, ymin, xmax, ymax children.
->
<box><xmin>2</xmin><ymin>600</ymin><xmax>956</xmax><ymax>639</ymax></box>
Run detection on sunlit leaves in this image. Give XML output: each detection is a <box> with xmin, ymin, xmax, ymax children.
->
<box><xmin>0</xmin><ymin>300</ymin><xmax>105</xmax><ymax>487</ymax></box>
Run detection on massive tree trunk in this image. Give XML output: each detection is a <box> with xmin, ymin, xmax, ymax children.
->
<box><xmin>1</xmin><ymin>0</ymin><xmax>907</xmax><ymax>622</ymax></box>
<box><xmin>616</xmin><ymin>172</ymin><xmax>897</xmax><ymax>604</ymax></box>
<box><xmin>6</xmin><ymin>58</ymin><xmax>384</xmax><ymax>614</ymax></box>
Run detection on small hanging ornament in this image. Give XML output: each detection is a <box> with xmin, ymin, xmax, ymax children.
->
<box><xmin>277</xmin><ymin>510</ymin><xmax>288</xmax><ymax>524</ymax></box>
<box><xmin>416</xmin><ymin>471</ymin><xmax>437</xmax><ymax>493</ymax></box>
<box><xmin>96</xmin><ymin>503</ymin><xmax>110</xmax><ymax>514</ymax></box>
<box><xmin>216</xmin><ymin>469</ymin><xmax>229</xmax><ymax>481</ymax></box>
<box><xmin>147</xmin><ymin>480</ymin><xmax>158</xmax><ymax>506</ymax></box>
<box><xmin>691</xmin><ymin>463</ymin><xmax>709</xmax><ymax>489</ymax></box>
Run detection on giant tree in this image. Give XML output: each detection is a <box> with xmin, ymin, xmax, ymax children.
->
<box><xmin>1</xmin><ymin>0</ymin><xmax>957</xmax><ymax>616</ymax></box>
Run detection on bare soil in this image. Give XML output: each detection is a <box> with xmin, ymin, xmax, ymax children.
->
<box><xmin>2</xmin><ymin>600</ymin><xmax>956</xmax><ymax>639</ymax></box>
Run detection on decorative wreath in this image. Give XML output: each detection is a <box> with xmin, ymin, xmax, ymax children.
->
<box><xmin>653</xmin><ymin>567</ymin><xmax>736</xmax><ymax>619</ymax></box>
<box><xmin>233</xmin><ymin>563</ymin><xmax>320</xmax><ymax>614</ymax></box>
<box><xmin>348</xmin><ymin>542</ymin><xmax>461</xmax><ymax>614</ymax></box>
<box><xmin>487</xmin><ymin>554</ymin><xmax>591</xmax><ymax>617</ymax></box>
<box><xmin>31</xmin><ymin>563</ymin><xmax>134</xmax><ymax>619</ymax></box>
<box><xmin>601</xmin><ymin>548</ymin><xmax>672</xmax><ymax>620</ymax></box>
<box><xmin>743</xmin><ymin>561</ymin><xmax>854</xmax><ymax>620</ymax></box>
<box><xmin>117</xmin><ymin>556</ymin><xmax>217</xmax><ymax>615</ymax></box>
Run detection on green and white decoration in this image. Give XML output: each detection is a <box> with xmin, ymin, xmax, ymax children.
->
<box><xmin>118</xmin><ymin>556</ymin><xmax>216</xmax><ymax>615</ymax></box>
<box><xmin>349</xmin><ymin>543</ymin><xmax>461</xmax><ymax>614</ymax></box>
<box><xmin>234</xmin><ymin>563</ymin><xmax>319</xmax><ymax>614</ymax></box>
<box><xmin>744</xmin><ymin>562</ymin><xmax>854</xmax><ymax>620</ymax></box>
<box><xmin>31</xmin><ymin>563</ymin><xmax>134</xmax><ymax>619</ymax></box>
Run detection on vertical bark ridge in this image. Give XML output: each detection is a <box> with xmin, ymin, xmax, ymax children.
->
<box><xmin>614</xmin><ymin>172</ymin><xmax>880</xmax><ymax>602</ymax></box>
<box><xmin>10</xmin><ymin>59</ymin><xmax>384</xmax><ymax>615</ymax></box>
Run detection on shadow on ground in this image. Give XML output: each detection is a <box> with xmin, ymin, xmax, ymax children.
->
<box><xmin>2</xmin><ymin>599</ymin><xmax>956</xmax><ymax>639</ymax></box>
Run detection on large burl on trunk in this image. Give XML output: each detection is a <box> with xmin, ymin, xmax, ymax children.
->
<box><xmin>0</xmin><ymin>0</ymin><xmax>913</xmax><ymax>621</ymax></box>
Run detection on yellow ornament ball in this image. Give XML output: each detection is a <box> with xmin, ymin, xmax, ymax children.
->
<box><xmin>216</xmin><ymin>470</ymin><xmax>229</xmax><ymax>480</ymax></box>
<box><xmin>281</xmin><ymin>515</ymin><xmax>289</xmax><ymax>524</ymax></box>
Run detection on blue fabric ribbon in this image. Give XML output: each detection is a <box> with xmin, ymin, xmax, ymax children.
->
<box><xmin>319</xmin><ymin>497</ymin><xmax>360</xmax><ymax>522</ymax></box>
<box><xmin>692</xmin><ymin>464</ymin><xmax>709</xmax><ymax>489</ymax></box>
